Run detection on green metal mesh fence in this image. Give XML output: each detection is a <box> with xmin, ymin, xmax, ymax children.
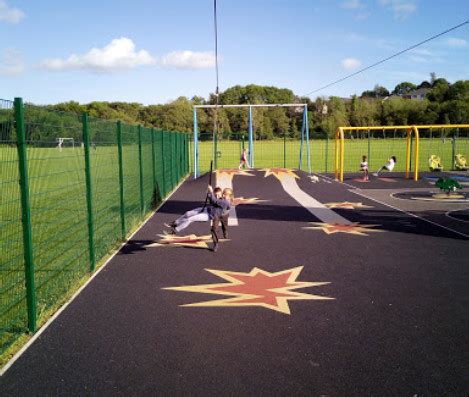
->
<box><xmin>0</xmin><ymin>99</ymin><xmax>27</xmax><ymax>351</ymax></box>
<box><xmin>0</xmin><ymin>99</ymin><xmax>189</xmax><ymax>356</ymax></box>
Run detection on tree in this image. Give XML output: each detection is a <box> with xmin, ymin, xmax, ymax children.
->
<box><xmin>392</xmin><ymin>82</ymin><xmax>417</xmax><ymax>96</ymax></box>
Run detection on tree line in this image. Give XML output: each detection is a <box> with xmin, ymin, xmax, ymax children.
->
<box><xmin>13</xmin><ymin>75</ymin><xmax>469</xmax><ymax>141</ymax></box>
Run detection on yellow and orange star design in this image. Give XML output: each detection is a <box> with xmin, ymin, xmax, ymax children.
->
<box><xmin>304</xmin><ymin>222</ymin><xmax>383</xmax><ymax>236</ymax></box>
<box><xmin>262</xmin><ymin>168</ymin><xmax>299</xmax><ymax>181</ymax></box>
<box><xmin>146</xmin><ymin>234</ymin><xmax>227</xmax><ymax>249</ymax></box>
<box><xmin>163</xmin><ymin>266</ymin><xmax>333</xmax><ymax>314</ymax></box>
<box><xmin>324</xmin><ymin>202</ymin><xmax>373</xmax><ymax>210</ymax></box>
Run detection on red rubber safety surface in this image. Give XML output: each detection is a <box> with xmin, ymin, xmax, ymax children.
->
<box><xmin>1</xmin><ymin>170</ymin><xmax>467</xmax><ymax>396</ymax></box>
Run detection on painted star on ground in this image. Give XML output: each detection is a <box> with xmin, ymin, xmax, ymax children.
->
<box><xmin>163</xmin><ymin>266</ymin><xmax>334</xmax><ymax>315</ymax></box>
<box><xmin>324</xmin><ymin>201</ymin><xmax>373</xmax><ymax>210</ymax></box>
<box><xmin>146</xmin><ymin>234</ymin><xmax>228</xmax><ymax>249</ymax></box>
<box><xmin>262</xmin><ymin>168</ymin><xmax>299</xmax><ymax>181</ymax></box>
<box><xmin>232</xmin><ymin>197</ymin><xmax>269</xmax><ymax>206</ymax></box>
<box><xmin>303</xmin><ymin>222</ymin><xmax>384</xmax><ymax>236</ymax></box>
<box><xmin>215</xmin><ymin>169</ymin><xmax>254</xmax><ymax>177</ymax></box>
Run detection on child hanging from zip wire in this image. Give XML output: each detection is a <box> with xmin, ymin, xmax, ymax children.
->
<box><xmin>165</xmin><ymin>187</ymin><xmax>223</xmax><ymax>234</ymax></box>
<box><xmin>210</xmin><ymin>186</ymin><xmax>233</xmax><ymax>252</ymax></box>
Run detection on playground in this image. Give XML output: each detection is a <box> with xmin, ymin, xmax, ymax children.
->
<box><xmin>1</xmin><ymin>166</ymin><xmax>467</xmax><ymax>395</ymax></box>
<box><xmin>1</xmin><ymin>1</ymin><xmax>469</xmax><ymax>394</ymax></box>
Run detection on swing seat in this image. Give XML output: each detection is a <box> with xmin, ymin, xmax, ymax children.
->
<box><xmin>454</xmin><ymin>154</ymin><xmax>468</xmax><ymax>171</ymax></box>
<box><xmin>428</xmin><ymin>155</ymin><xmax>443</xmax><ymax>171</ymax></box>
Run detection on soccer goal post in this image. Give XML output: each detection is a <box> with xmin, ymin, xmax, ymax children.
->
<box><xmin>56</xmin><ymin>137</ymin><xmax>75</xmax><ymax>151</ymax></box>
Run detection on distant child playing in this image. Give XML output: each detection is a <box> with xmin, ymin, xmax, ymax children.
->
<box><xmin>360</xmin><ymin>155</ymin><xmax>369</xmax><ymax>181</ymax></box>
<box><xmin>239</xmin><ymin>148</ymin><xmax>251</xmax><ymax>169</ymax></box>
<box><xmin>373</xmin><ymin>156</ymin><xmax>396</xmax><ymax>176</ymax></box>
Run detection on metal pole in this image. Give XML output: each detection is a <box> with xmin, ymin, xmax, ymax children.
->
<box><xmin>116</xmin><ymin>121</ymin><xmax>126</xmax><ymax>239</ymax></box>
<box><xmin>452</xmin><ymin>129</ymin><xmax>457</xmax><ymax>170</ymax></box>
<box><xmin>137</xmin><ymin>125</ymin><xmax>145</xmax><ymax>215</ymax></box>
<box><xmin>284</xmin><ymin>132</ymin><xmax>286</xmax><ymax>168</ymax></box>
<box><xmin>305</xmin><ymin>106</ymin><xmax>311</xmax><ymax>174</ymax></box>
<box><xmin>248</xmin><ymin>106</ymin><xmax>254</xmax><ymax>168</ymax></box>
<box><xmin>161</xmin><ymin>131</ymin><xmax>166</xmax><ymax>196</ymax></box>
<box><xmin>151</xmin><ymin>128</ymin><xmax>157</xmax><ymax>198</ymax></box>
<box><xmin>193</xmin><ymin>108</ymin><xmax>198</xmax><ymax>179</ymax></box>
<box><xmin>299</xmin><ymin>109</ymin><xmax>305</xmax><ymax>170</ymax></box>
<box><xmin>82</xmin><ymin>113</ymin><xmax>96</xmax><ymax>272</ymax></box>
<box><xmin>325</xmin><ymin>135</ymin><xmax>329</xmax><ymax>174</ymax></box>
<box><xmin>367</xmin><ymin>129</ymin><xmax>371</xmax><ymax>168</ymax></box>
<box><xmin>14</xmin><ymin>97</ymin><xmax>37</xmax><ymax>332</ymax></box>
<box><xmin>214</xmin><ymin>133</ymin><xmax>218</xmax><ymax>170</ymax></box>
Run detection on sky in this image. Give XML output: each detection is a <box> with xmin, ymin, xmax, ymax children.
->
<box><xmin>1</xmin><ymin>0</ymin><xmax>468</xmax><ymax>105</ymax></box>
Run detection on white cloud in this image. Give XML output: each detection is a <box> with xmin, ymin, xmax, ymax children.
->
<box><xmin>0</xmin><ymin>48</ymin><xmax>24</xmax><ymax>75</ymax></box>
<box><xmin>447</xmin><ymin>37</ymin><xmax>467</xmax><ymax>48</ymax></box>
<box><xmin>379</xmin><ymin>0</ymin><xmax>416</xmax><ymax>19</ymax></box>
<box><xmin>40</xmin><ymin>37</ymin><xmax>156</xmax><ymax>72</ymax></box>
<box><xmin>341</xmin><ymin>0</ymin><xmax>364</xmax><ymax>9</ymax></box>
<box><xmin>160</xmin><ymin>50</ymin><xmax>216</xmax><ymax>69</ymax></box>
<box><xmin>0</xmin><ymin>0</ymin><xmax>24</xmax><ymax>23</ymax></box>
<box><xmin>341</xmin><ymin>58</ymin><xmax>362</xmax><ymax>70</ymax></box>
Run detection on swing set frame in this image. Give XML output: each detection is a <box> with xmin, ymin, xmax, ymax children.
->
<box><xmin>192</xmin><ymin>104</ymin><xmax>311</xmax><ymax>178</ymax></box>
<box><xmin>335</xmin><ymin>124</ymin><xmax>469</xmax><ymax>182</ymax></box>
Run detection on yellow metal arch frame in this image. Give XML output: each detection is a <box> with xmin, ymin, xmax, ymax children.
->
<box><xmin>335</xmin><ymin>124</ymin><xmax>469</xmax><ymax>182</ymax></box>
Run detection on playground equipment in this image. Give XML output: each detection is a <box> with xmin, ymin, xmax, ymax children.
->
<box><xmin>428</xmin><ymin>155</ymin><xmax>443</xmax><ymax>171</ymax></box>
<box><xmin>454</xmin><ymin>154</ymin><xmax>468</xmax><ymax>171</ymax></box>
<box><xmin>335</xmin><ymin>124</ymin><xmax>469</xmax><ymax>182</ymax></box>
<box><xmin>192</xmin><ymin>104</ymin><xmax>311</xmax><ymax>177</ymax></box>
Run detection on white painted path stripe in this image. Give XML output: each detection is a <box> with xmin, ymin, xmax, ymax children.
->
<box><xmin>216</xmin><ymin>172</ymin><xmax>238</xmax><ymax>226</ymax></box>
<box><xmin>351</xmin><ymin>189</ymin><xmax>469</xmax><ymax>239</ymax></box>
<box><xmin>279</xmin><ymin>175</ymin><xmax>351</xmax><ymax>224</ymax></box>
<box><xmin>0</xmin><ymin>178</ymin><xmax>188</xmax><ymax>377</ymax></box>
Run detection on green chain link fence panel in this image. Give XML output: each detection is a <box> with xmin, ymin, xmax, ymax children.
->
<box><xmin>0</xmin><ymin>99</ymin><xmax>27</xmax><ymax>351</ymax></box>
<box><xmin>0</xmin><ymin>99</ymin><xmax>189</xmax><ymax>357</ymax></box>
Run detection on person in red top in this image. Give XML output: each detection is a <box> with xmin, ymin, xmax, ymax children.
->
<box><xmin>238</xmin><ymin>148</ymin><xmax>251</xmax><ymax>169</ymax></box>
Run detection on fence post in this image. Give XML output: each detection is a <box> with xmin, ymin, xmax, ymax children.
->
<box><xmin>82</xmin><ymin>113</ymin><xmax>96</xmax><ymax>272</ymax></box>
<box><xmin>161</xmin><ymin>131</ymin><xmax>166</xmax><ymax>196</ymax></box>
<box><xmin>325</xmin><ymin>135</ymin><xmax>329</xmax><ymax>174</ymax></box>
<box><xmin>138</xmin><ymin>125</ymin><xmax>145</xmax><ymax>215</ymax></box>
<box><xmin>151</xmin><ymin>128</ymin><xmax>157</xmax><ymax>196</ymax></box>
<box><xmin>214</xmin><ymin>133</ymin><xmax>218</xmax><ymax>170</ymax></box>
<box><xmin>284</xmin><ymin>133</ymin><xmax>286</xmax><ymax>168</ymax></box>
<box><xmin>116</xmin><ymin>121</ymin><xmax>126</xmax><ymax>239</ymax></box>
<box><xmin>452</xmin><ymin>131</ymin><xmax>457</xmax><ymax>170</ymax></box>
<box><xmin>14</xmin><ymin>97</ymin><xmax>37</xmax><ymax>332</ymax></box>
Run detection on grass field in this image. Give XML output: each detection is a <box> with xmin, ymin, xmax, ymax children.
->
<box><xmin>193</xmin><ymin>138</ymin><xmax>469</xmax><ymax>174</ymax></box>
<box><xmin>0</xmin><ymin>136</ymin><xmax>185</xmax><ymax>356</ymax></box>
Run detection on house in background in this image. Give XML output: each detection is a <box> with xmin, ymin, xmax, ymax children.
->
<box><xmin>403</xmin><ymin>88</ymin><xmax>430</xmax><ymax>100</ymax></box>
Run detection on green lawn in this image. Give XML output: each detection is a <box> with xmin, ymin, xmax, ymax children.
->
<box><xmin>193</xmin><ymin>138</ymin><xmax>469</xmax><ymax>174</ymax></box>
<box><xmin>0</xmin><ymin>140</ymin><xmax>185</xmax><ymax>357</ymax></box>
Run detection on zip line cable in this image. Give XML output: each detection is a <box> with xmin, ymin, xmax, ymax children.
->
<box><xmin>303</xmin><ymin>19</ymin><xmax>469</xmax><ymax>96</ymax></box>
<box><xmin>214</xmin><ymin>0</ymin><xmax>220</xmax><ymax>103</ymax></box>
<box><xmin>212</xmin><ymin>0</ymin><xmax>220</xmax><ymax>166</ymax></box>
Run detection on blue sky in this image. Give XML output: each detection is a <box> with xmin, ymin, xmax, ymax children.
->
<box><xmin>1</xmin><ymin>0</ymin><xmax>468</xmax><ymax>104</ymax></box>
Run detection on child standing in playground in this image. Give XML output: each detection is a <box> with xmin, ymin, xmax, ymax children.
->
<box><xmin>165</xmin><ymin>187</ymin><xmax>223</xmax><ymax>234</ymax></box>
<box><xmin>373</xmin><ymin>156</ymin><xmax>396</xmax><ymax>177</ymax></box>
<box><xmin>210</xmin><ymin>187</ymin><xmax>233</xmax><ymax>252</ymax></box>
<box><xmin>360</xmin><ymin>155</ymin><xmax>369</xmax><ymax>181</ymax></box>
<box><xmin>239</xmin><ymin>148</ymin><xmax>251</xmax><ymax>169</ymax></box>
